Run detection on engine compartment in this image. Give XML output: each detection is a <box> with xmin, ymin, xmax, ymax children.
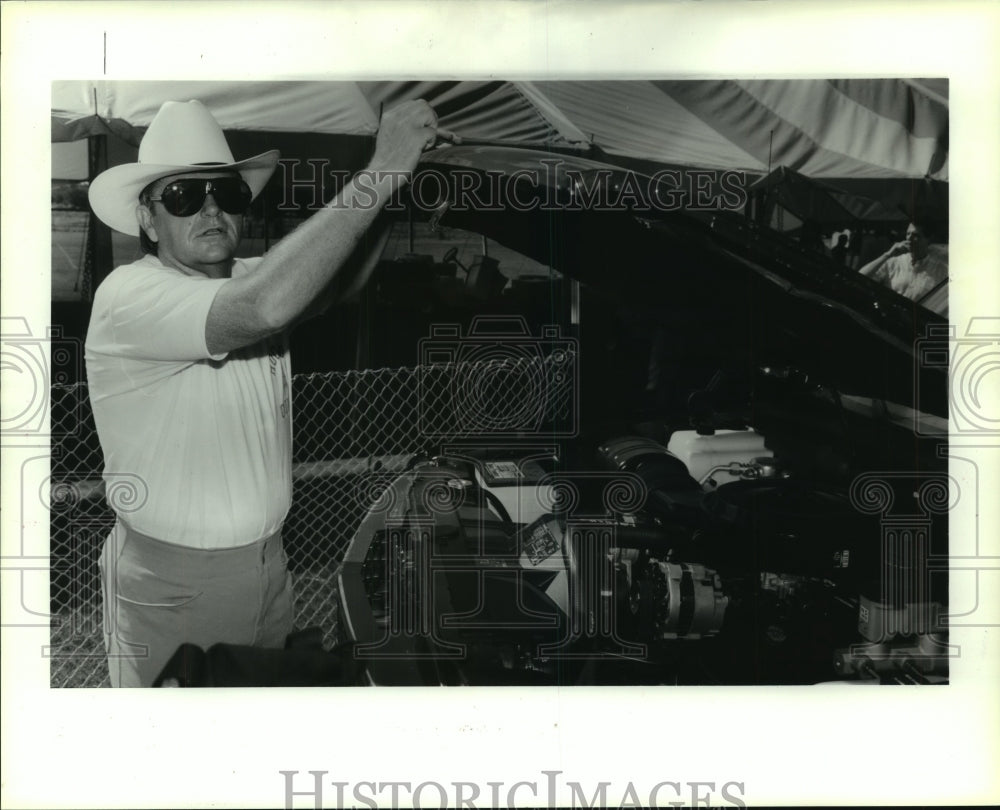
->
<box><xmin>337</xmin><ymin>366</ymin><xmax>950</xmax><ymax>686</ymax></box>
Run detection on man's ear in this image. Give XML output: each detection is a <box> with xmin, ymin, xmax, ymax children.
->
<box><xmin>136</xmin><ymin>204</ymin><xmax>158</xmax><ymax>244</ymax></box>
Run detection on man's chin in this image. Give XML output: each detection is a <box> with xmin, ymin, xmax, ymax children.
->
<box><xmin>194</xmin><ymin>243</ymin><xmax>238</xmax><ymax>263</ymax></box>
<box><xmin>168</xmin><ymin>247</ymin><xmax>237</xmax><ymax>278</ymax></box>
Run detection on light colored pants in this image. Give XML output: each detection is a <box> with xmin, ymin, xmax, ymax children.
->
<box><xmin>99</xmin><ymin>521</ymin><xmax>294</xmax><ymax>687</ymax></box>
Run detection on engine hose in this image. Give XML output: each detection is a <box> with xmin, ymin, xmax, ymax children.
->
<box><xmin>480</xmin><ymin>487</ymin><xmax>515</xmax><ymax>528</ymax></box>
<box><xmin>610</xmin><ymin>525</ymin><xmax>674</xmax><ymax>552</ymax></box>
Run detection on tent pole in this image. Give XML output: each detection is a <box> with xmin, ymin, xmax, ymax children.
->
<box><xmin>85</xmin><ymin>134</ymin><xmax>113</xmax><ymax>297</ymax></box>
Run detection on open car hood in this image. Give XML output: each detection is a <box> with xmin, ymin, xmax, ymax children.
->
<box><xmin>416</xmin><ymin>145</ymin><xmax>949</xmax><ymax>419</ymax></box>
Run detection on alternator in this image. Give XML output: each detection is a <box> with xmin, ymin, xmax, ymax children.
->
<box><xmin>652</xmin><ymin>561</ymin><xmax>728</xmax><ymax>639</ymax></box>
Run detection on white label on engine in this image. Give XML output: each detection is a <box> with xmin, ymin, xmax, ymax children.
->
<box><xmin>484</xmin><ymin>461</ymin><xmax>523</xmax><ymax>480</ymax></box>
<box><xmin>524</xmin><ymin>523</ymin><xmax>561</xmax><ymax>565</ymax></box>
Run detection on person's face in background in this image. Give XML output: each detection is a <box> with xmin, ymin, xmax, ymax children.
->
<box><xmin>905</xmin><ymin>222</ymin><xmax>930</xmax><ymax>261</ymax></box>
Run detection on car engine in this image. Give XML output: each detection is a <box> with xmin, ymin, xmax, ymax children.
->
<box><xmin>337</xmin><ymin>377</ymin><xmax>950</xmax><ymax>686</ymax></box>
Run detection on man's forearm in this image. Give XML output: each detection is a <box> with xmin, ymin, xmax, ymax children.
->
<box><xmin>254</xmin><ymin>170</ymin><xmax>402</xmax><ymax>324</ymax></box>
<box><xmin>859</xmin><ymin>250</ymin><xmax>891</xmax><ymax>278</ymax></box>
<box><xmin>205</xmin><ymin>168</ymin><xmax>403</xmax><ymax>354</ymax></box>
<box><xmin>205</xmin><ymin>98</ymin><xmax>438</xmax><ymax>355</ymax></box>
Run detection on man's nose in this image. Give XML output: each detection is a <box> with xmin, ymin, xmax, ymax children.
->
<box><xmin>201</xmin><ymin>193</ymin><xmax>221</xmax><ymax>215</ymax></box>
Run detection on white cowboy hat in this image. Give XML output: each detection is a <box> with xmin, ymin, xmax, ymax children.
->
<box><xmin>88</xmin><ymin>99</ymin><xmax>280</xmax><ymax>236</ymax></box>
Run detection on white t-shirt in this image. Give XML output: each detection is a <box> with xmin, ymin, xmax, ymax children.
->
<box><xmin>871</xmin><ymin>244</ymin><xmax>949</xmax><ymax>314</ymax></box>
<box><xmin>85</xmin><ymin>254</ymin><xmax>293</xmax><ymax>549</ymax></box>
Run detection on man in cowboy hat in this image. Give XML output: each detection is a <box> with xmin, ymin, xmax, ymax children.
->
<box><xmin>85</xmin><ymin>97</ymin><xmax>440</xmax><ymax>686</ymax></box>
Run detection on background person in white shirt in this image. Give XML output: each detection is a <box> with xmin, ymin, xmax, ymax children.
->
<box><xmin>858</xmin><ymin>218</ymin><xmax>948</xmax><ymax>314</ymax></box>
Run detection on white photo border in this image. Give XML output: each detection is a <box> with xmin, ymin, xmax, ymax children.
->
<box><xmin>3</xmin><ymin>1</ymin><xmax>999</xmax><ymax>807</ymax></box>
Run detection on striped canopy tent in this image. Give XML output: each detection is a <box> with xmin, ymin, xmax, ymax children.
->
<box><xmin>52</xmin><ymin>78</ymin><xmax>948</xmax><ymax>185</ymax></box>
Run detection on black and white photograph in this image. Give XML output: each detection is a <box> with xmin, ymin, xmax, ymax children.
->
<box><xmin>48</xmin><ymin>76</ymin><xmax>953</xmax><ymax>690</ymax></box>
<box><xmin>3</xmin><ymin>2</ymin><xmax>999</xmax><ymax>808</ymax></box>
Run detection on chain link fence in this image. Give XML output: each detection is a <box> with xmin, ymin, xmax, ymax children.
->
<box><xmin>49</xmin><ymin>347</ymin><xmax>577</xmax><ymax>687</ymax></box>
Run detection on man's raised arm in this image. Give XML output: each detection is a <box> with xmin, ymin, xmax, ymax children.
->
<box><xmin>205</xmin><ymin>100</ymin><xmax>438</xmax><ymax>355</ymax></box>
<box><xmin>858</xmin><ymin>239</ymin><xmax>908</xmax><ymax>280</ymax></box>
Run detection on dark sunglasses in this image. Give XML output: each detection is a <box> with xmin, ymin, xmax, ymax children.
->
<box><xmin>148</xmin><ymin>177</ymin><xmax>253</xmax><ymax>217</ymax></box>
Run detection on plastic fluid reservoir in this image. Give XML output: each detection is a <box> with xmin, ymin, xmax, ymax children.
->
<box><xmin>666</xmin><ymin>429</ymin><xmax>771</xmax><ymax>485</ymax></box>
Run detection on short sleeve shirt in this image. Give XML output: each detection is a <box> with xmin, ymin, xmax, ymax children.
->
<box><xmin>872</xmin><ymin>244</ymin><xmax>949</xmax><ymax>313</ymax></box>
<box><xmin>85</xmin><ymin>254</ymin><xmax>292</xmax><ymax>549</ymax></box>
